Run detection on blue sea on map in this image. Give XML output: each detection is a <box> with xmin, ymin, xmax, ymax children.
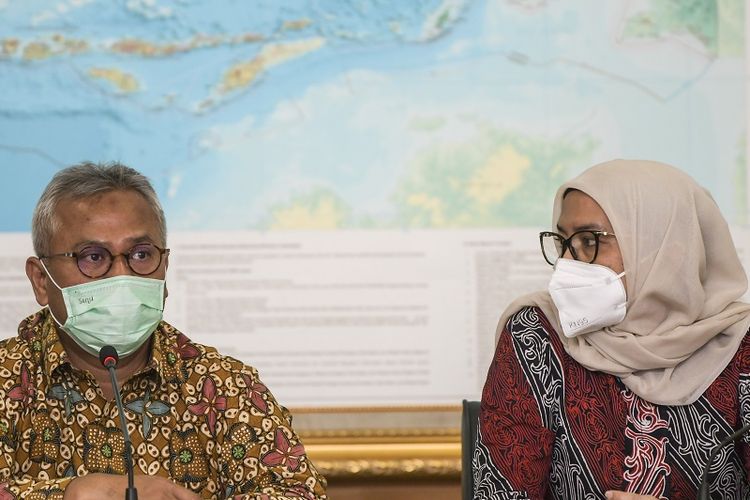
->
<box><xmin>0</xmin><ymin>0</ymin><xmax>745</xmax><ymax>230</ymax></box>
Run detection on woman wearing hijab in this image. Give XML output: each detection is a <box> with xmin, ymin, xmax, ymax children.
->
<box><xmin>474</xmin><ymin>159</ymin><xmax>750</xmax><ymax>499</ymax></box>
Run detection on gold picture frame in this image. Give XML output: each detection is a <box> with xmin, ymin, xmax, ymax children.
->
<box><xmin>292</xmin><ymin>405</ymin><xmax>462</xmax><ymax>479</ymax></box>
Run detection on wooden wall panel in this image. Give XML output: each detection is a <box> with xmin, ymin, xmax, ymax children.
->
<box><xmin>326</xmin><ymin>478</ymin><xmax>461</xmax><ymax>500</ymax></box>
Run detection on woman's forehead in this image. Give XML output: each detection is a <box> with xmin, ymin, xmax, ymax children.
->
<box><xmin>557</xmin><ymin>190</ymin><xmax>613</xmax><ymax>232</ymax></box>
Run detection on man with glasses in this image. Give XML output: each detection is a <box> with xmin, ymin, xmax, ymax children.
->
<box><xmin>3</xmin><ymin>163</ymin><xmax>328</xmax><ymax>499</ymax></box>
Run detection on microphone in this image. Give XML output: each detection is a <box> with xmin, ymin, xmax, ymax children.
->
<box><xmin>697</xmin><ymin>422</ymin><xmax>750</xmax><ymax>499</ymax></box>
<box><xmin>99</xmin><ymin>346</ymin><xmax>138</xmax><ymax>500</ymax></box>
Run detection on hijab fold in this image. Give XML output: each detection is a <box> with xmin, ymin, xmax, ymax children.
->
<box><xmin>496</xmin><ymin>159</ymin><xmax>750</xmax><ymax>405</ymax></box>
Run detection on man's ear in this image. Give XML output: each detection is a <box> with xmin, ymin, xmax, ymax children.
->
<box><xmin>25</xmin><ymin>257</ymin><xmax>49</xmax><ymax>306</ymax></box>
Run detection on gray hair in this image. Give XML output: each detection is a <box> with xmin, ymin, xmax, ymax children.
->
<box><xmin>32</xmin><ymin>161</ymin><xmax>167</xmax><ymax>256</ymax></box>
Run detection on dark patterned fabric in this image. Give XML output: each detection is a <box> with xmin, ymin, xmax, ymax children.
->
<box><xmin>0</xmin><ymin>308</ymin><xmax>327</xmax><ymax>499</ymax></box>
<box><xmin>474</xmin><ymin>306</ymin><xmax>750</xmax><ymax>499</ymax></box>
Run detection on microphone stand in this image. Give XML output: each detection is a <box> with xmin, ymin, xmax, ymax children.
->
<box><xmin>101</xmin><ymin>347</ymin><xmax>138</xmax><ymax>500</ymax></box>
<box><xmin>697</xmin><ymin>422</ymin><xmax>750</xmax><ymax>499</ymax></box>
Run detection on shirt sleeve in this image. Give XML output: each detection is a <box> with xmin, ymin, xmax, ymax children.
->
<box><xmin>473</xmin><ymin>309</ymin><xmax>555</xmax><ymax>500</ymax></box>
<box><xmin>0</xmin><ymin>457</ymin><xmax>74</xmax><ymax>499</ymax></box>
<box><xmin>218</xmin><ymin>367</ymin><xmax>327</xmax><ymax>500</ymax></box>
<box><xmin>0</xmin><ymin>394</ymin><xmax>74</xmax><ymax>500</ymax></box>
<box><xmin>740</xmin><ymin>372</ymin><xmax>750</xmax><ymax>473</ymax></box>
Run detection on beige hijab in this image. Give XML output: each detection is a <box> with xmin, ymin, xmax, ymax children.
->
<box><xmin>496</xmin><ymin>159</ymin><xmax>750</xmax><ymax>405</ymax></box>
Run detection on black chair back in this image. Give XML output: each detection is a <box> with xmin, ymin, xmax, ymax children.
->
<box><xmin>461</xmin><ymin>399</ymin><xmax>481</xmax><ymax>500</ymax></box>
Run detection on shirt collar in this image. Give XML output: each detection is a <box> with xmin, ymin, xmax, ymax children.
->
<box><xmin>148</xmin><ymin>321</ymin><xmax>189</xmax><ymax>386</ymax></box>
<box><xmin>15</xmin><ymin>309</ymin><xmax>69</xmax><ymax>377</ymax></box>
<box><xmin>20</xmin><ymin>308</ymin><xmax>187</xmax><ymax>385</ymax></box>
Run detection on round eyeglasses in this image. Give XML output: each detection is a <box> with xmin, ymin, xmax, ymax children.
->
<box><xmin>539</xmin><ymin>230</ymin><xmax>616</xmax><ymax>266</ymax></box>
<box><xmin>40</xmin><ymin>243</ymin><xmax>169</xmax><ymax>279</ymax></box>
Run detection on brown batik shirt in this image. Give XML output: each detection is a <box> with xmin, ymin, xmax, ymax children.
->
<box><xmin>0</xmin><ymin>309</ymin><xmax>327</xmax><ymax>499</ymax></box>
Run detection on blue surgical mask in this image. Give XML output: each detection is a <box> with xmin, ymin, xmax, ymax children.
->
<box><xmin>41</xmin><ymin>261</ymin><xmax>165</xmax><ymax>357</ymax></box>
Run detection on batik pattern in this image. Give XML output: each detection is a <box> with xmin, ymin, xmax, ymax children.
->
<box><xmin>475</xmin><ymin>306</ymin><xmax>750</xmax><ymax>499</ymax></box>
<box><xmin>0</xmin><ymin>309</ymin><xmax>327</xmax><ymax>499</ymax></box>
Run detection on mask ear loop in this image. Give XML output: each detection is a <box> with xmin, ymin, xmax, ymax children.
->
<box><xmin>38</xmin><ymin>259</ymin><xmax>66</xmax><ymax>328</ymax></box>
<box><xmin>602</xmin><ymin>270</ymin><xmax>626</xmax><ymax>289</ymax></box>
<box><xmin>39</xmin><ymin>259</ymin><xmax>64</xmax><ymax>291</ymax></box>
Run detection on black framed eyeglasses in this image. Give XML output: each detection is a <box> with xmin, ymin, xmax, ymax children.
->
<box><xmin>40</xmin><ymin>243</ymin><xmax>169</xmax><ymax>279</ymax></box>
<box><xmin>539</xmin><ymin>230</ymin><xmax>615</xmax><ymax>266</ymax></box>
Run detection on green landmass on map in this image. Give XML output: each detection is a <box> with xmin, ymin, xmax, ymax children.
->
<box><xmin>264</xmin><ymin>187</ymin><xmax>352</xmax><ymax>229</ymax></box>
<box><xmin>391</xmin><ymin>128</ymin><xmax>597</xmax><ymax>228</ymax></box>
<box><xmin>263</xmin><ymin>129</ymin><xmax>597</xmax><ymax>230</ymax></box>
<box><xmin>261</xmin><ymin>129</ymin><xmax>597</xmax><ymax>229</ymax></box>
<box><xmin>622</xmin><ymin>0</ymin><xmax>744</xmax><ymax>56</ymax></box>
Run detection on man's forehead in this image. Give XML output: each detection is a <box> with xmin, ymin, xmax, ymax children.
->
<box><xmin>56</xmin><ymin>189</ymin><xmax>143</xmax><ymax>208</ymax></box>
<box><xmin>50</xmin><ymin>191</ymin><xmax>161</xmax><ymax>246</ymax></box>
<box><xmin>62</xmin><ymin>236</ymin><xmax>157</xmax><ymax>253</ymax></box>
